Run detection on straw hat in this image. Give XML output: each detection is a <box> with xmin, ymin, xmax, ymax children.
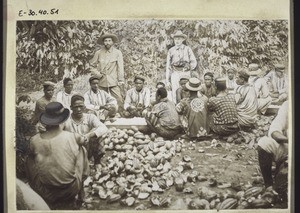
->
<box><xmin>171</xmin><ymin>30</ymin><xmax>187</xmax><ymax>39</ymax></box>
<box><xmin>98</xmin><ymin>33</ymin><xmax>118</xmax><ymax>45</ymax></box>
<box><xmin>185</xmin><ymin>78</ymin><xmax>202</xmax><ymax>91</ymax></box>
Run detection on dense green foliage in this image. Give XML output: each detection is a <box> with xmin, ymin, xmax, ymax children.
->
<box><xmin>16</xmin><ymin>20</ymin><xmax>288</xmax><ymax>91</ymax></box>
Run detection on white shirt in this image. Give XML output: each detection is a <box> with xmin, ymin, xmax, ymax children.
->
<box><xmin>56</xmin><ymin>91</ymin><xmax>74</xmax><ymax>109</ymax></box>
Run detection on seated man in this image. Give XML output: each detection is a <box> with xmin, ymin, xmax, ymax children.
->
<box><xmin>150</xmin><ymin>81</ymin><xmax>172</xmax><ymax>106</ymax></box>
<box><xmin>64</xmin><ymin>94</ymin><xmax>108</xmax><ymax>165</ymax></box>
<box><xmin>264</xmin><ymin>64</ymin><xmax>288</xmax><ymax>104</ymax></box>
<box><xmin>248</xmin><ymin>63</ymin><xmax>272</xmax><ymax>115</ymax></box>
<box><xmin>26</xmin><ymin>102</ymin><xmax>89</xmax><ymax>208</ymax></box>
<box><xmin>235</xmin><ymin>70</ymin><xmax>258</xmax><ymax>129</ymax></box>
<box><xmin>176</xmin><ymin>76</ymin><xmax>190</xmax><ymax>104</ymax></box>
<box><xmin>84</xmin><ymin>75</ymin><xmax>118</xmax><ymax>122</ymax></box>
<box><xmin>226</xmin><ymin>68</ymin><xmax>238</xmax><ymax>94</ymax></box>
<box><xmin>143</xmin><ymin>87</ymin><xmax>182</xmax><ymax>139</ymax></box>
<box><xmin>176</xmin><ymin>78</ymin><xmax>209</xmax><ymax>139</ymax></box>
<box><xmin>123</xmin><ymin>75</ymin><xmax>151</xmax><ymax>117</ymax></box>
<box><xmin>33</xmin><ymin>81</ymin><xmax>56</xmax><ymax>124</ymax></box>
<box><xmin>199</xmin><ymin>72</ymin><xmax>217</xmax><ymax>98</ymax></box>
<box><xmin>257</xmin><ymin>101</ymin><xmax>288</xmax><ymax>203</ymax></box>
<box><xmin>56</xmin><ymin>77</ymin><xmax>74</xmax><ymax>109</ymax></box>
<box><xmin>208</xmin><ymin>78</ymin><xmax>239</xmax><ymax>136</ymax></box>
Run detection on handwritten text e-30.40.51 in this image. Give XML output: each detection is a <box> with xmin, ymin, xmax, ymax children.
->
<box><xmin>18</xmin><ymin>9</ymin><xmax>59</xmax><ymax>17</ymax></box>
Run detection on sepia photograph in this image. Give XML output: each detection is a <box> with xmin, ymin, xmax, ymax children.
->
<box><xmin>14</xmin><ymin>19</ymin><xmax>291</xmax><ymax>211</ymax></box>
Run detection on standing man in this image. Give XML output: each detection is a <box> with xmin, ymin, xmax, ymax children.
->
<box><xmin>84</xmin><ymin>75</ymin><xmax>118</xmax><ymax>122</ymax></box>
<box><xmin>166</xmin><ymin>30</ymin><xmax>197</xmax><ymax>102</ymax></box>
<box><xmin>89</xmin><ymin>33</ymin><xmax>125</xmax><ymax>113</ymax></box>
<box><xmin>235</xmin><ymin>70</ymin><xmax>258</xmax><ymax>129</ymax></box>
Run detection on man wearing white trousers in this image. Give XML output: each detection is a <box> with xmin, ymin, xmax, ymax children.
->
<box><xmin>166</xmin><ymin>30</ymin><xmax>197</xmax><ymax>102</ymax></box>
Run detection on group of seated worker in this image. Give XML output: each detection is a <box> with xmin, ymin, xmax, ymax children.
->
<box><xmin>33</xmin><ymin>62</ymin><xmax>288</xmax><ymax>141</ymax></box>
<box><xmin>26</xmin><ymin>62</ymin><xmax>288</xmax><ymax>209</ymax></box>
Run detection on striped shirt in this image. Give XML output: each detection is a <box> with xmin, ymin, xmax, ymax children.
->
<box><xmin>124</xmin><ymin>87</ymin><xmax>151</xmax><ymax>110</ymax></box>
<box><xmin>64</xmin><ymin>113</ymin><xmax>108</xmax><ymax>138</ymax></box>
<box><xmin>84</xmin><ymin>89</ymin><xmax>117</xmax><ymax>111</ymax></box>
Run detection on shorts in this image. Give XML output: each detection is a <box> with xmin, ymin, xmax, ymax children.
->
<box><xmin>258</xmin><ymin>136</ymin><xmax>288</xmax><ymax>163</ymax></box>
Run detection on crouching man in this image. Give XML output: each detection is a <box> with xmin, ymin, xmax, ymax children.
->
<box><xmin>142</xmin><ymin>87</ymin><xmax>182</xmax><ymax>139</ymax></box>
<box><xmin>64</xmin><ymin>94</ymin><xmax>108</xmax><ymax>165</ymax></box>
<box><xmin>123</xmin><ymin>75</ymin><xmax>151</xmax><ymax>117</ymax></box>
<box><xmin>26</xmin><ymin>102</ymin><xmax>89</xmax><ymax>208</ymax></box>
<box><xmin>84</xmin><ymin>75</ymin><xmax>118</xmax><ymax>122</ymax></box>
<box><xmin>257</xmin><ymin>101</ymin><xmax>289</xmax><ymax>204</ymax></box>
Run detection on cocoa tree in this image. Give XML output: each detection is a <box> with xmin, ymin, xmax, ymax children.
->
<box><xmin>16</xmin><ymin>20</ymin><xmax>288</xmax><ymax>91</ymax></box>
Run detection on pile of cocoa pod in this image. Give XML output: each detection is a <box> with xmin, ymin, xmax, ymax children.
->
<box><xmin>82</xmin><ymin>123</ymin><xmax>277</xmax><ymax>210</ymax></box>
<box><xmin>187</xmin><ymin>185</ymin><xmax>278</xmax><ymax>210</ymax></box>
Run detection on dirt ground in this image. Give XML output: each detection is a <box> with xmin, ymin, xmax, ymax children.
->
<box><xmin>80</xmin><ymin>140</ymin><xmax>261</xmax><ymax>211</ymax></box>
<box><xmin>15</xmin><ymin>78</ymin><xmax>287</xmax><ymax>210</ymax></box>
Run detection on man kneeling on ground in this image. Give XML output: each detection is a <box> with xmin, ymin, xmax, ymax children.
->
<box><xmin>142</xmin><ymin>87</ymin><xmax>182</xmax><ymax>139</ymax></box>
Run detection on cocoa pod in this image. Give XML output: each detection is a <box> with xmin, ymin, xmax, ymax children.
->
<box><xmin>137</xmin><ymin>144</ymin><xmax>145</xmax><ymax>151</ymax></box>
<box><xmin>244</xmin><ymin>186</ymin><xmax>264</xmax><ymax>199</ymax></box>
<box><xmin>127</xmin><ymin>129</ymin><xmax>135</xmax><ymax>136</ymax></box>
<box><xmin>236</xmin><ymin>200</ymin><xmax>250</xmax><ymax>209</ymax></box>
<box><xmin>131</xmin><ymin>126</ymin><xmax>139</xmax><ymax>132</ymax></box>
<box><xmin>150</xmin><ymin>133</ymin><xmax>157</xmax><ymax>141</ymax></box>
<box><xmin>219</xmin><ymin>198</ymin><xmax>238</xmax><ymax>210</ymax></box>
<box><xmin>107</xmin><ymin>194</ymin><xmax>121</xmax><ymax>203</ymax></box>
<box><xmin>157</xmin><ymin>178</ymin><xmax>167</xmax><ymax>189</ymax></box>
<box><xmin>134</xmin><ymin>132</ymin><xmax>146</xmax><ymax>140</ymax></box>
<box><xmin>156</xmin><ymin>141</ymin><xmax>166</xmax><ymax>147</ymax></box>
<box><xmin>249</xmin><ymin>198</ymin><xmax>272</xmax><ymax>208</ymax></box>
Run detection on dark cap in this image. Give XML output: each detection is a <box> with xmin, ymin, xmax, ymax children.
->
<box><xmin>238</xmin><ymin>70</ymin><xmax>250</xmax><ymax>81</ymax></box>
<box><xmin>204</xmin><ymin>72</ymin><xmax>214</xmax><ymax>79</ymax></box>
<box><xmin>89</xmin><ymin>75</ymin><xmax>102</xmax><ymax>83</ymax></box>
<box><xmin>215</xmin><ymin>77</ymin><xmax>226</xmax><ymax>84</ymax></box>
<box><xmin>227</xmin><ymin>68</ymin><xmax>236</xmax><ymax>73</ymax></box>
<box><xmin>134</xmin><ymin>75</ymin><xmax>145</xmax><ymax>82</ymax></box>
